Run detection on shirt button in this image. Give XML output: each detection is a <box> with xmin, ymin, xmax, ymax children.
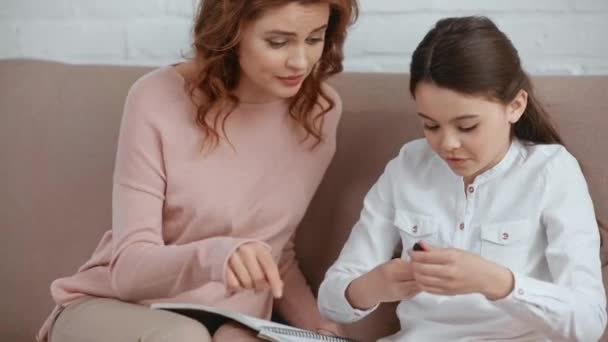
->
<box><xmin>459</xmin><ymin>223</ymin><xmax>465</xmax><ymax>230</ymax></box>
<box><xmin>412</xmin><ymin>225</ymin><xmax>418</xmax><ymax>233</ymax></box>
<box><xmin>517</xmin><ymin>288</ymin><xmax>524</xmax><ymax>296</ymax></box>
<box><xmin>467</xmin><ymin>186</ymin><xmax>475</xmax><ymax>194</ymax></box>
<box><xmin>501</xmin><ymin>232</ymin><xmax>509</xmax><ymax>240</ymax></box>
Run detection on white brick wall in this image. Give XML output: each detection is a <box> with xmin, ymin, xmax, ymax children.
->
<box><xmin>1</xmin><ymin>0</ymin><xmax>607</xmax><ymax>74</ymax></box>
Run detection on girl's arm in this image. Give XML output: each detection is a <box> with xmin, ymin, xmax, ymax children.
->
<box><xmin>492</xmin><ymin>149</ymin><xmax>607</xmax><ymax>341</ymax></box>
<box><xmin>318</xmin><ymin>158</ymin><xmax>403</xmax><ymax>323</ymax></box>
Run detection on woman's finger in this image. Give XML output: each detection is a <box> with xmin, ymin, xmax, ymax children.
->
<box><xmin>257</xmin><ymin>249</ymin><xmax>283</xmax><ymax>298</ymax></box>
<box><xmin>240</xmin><ymin>247</ymin><xmax>269</xmax><ymax>292</ymax></box>
<box><xmin>225</xmin><ymin>267</ymin><xmax>241</xmax><ymax>293</ymax></box>
<box><xmin>228</xmin><ymin>253</ymin><xmax>254</xmax><ymax>289</ymax></box>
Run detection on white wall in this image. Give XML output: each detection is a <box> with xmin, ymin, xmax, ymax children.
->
<box><xmin>2</xmin><ymin>0</ymin><xmax>607</xmax><ymax>74</ymax></box>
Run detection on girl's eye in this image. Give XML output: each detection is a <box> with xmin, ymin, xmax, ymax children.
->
<box><xmin>423</xmin><ymin>124</ymin><xmax>439</xmax><ymax>131</ymax></box>
<box><xmin>459</xmin><ymin>124</ymin><xmax>478</xmax><ymax>132</ymax></box>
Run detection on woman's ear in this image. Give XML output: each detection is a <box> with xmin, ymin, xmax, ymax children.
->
<box><xmin>507</xmin><ymin>89</ymin><xmax>528</xmax><ymax>124</ymax></box>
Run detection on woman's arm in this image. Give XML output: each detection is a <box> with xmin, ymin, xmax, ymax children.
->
<box><xmin>109</xmin><ymin>76</ymin><xmax>257</xmax><ymax>301</ymax></box>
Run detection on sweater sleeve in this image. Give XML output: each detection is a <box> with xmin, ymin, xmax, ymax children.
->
<box><xmin>108</xmin><ymin>76</ymin><xmax>256</xmax><ymax>302</ymax></box>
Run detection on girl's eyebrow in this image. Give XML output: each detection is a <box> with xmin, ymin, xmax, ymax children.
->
<box><xmin>418</xmin><ymin>112</ymin><xmax>479</xmax><ymax>122</ymax></box>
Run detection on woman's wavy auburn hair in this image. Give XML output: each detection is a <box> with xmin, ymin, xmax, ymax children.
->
<box><xmin>188</xmin><ymin>0</ymin><xmax>358</xmax><ymax>148</ymax></box>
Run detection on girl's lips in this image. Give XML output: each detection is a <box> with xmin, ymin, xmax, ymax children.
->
<box><xmin>445</xmin><ymin>157</ymin><xmax>469</xmax><ymax>167</ymax></box>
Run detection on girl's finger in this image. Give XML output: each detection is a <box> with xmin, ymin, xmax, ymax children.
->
<box><xmin>413</xmin><ymin>273</ymin><xmax>446</xmax><ymax>289</ymax></box>
<box><xmin>412</xmin><ymin>262</ymin><xmax>447</xmax><ymax>278</ymax></box>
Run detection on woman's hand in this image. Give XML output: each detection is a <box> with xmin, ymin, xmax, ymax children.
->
<box><xmin>408</xmin><ymin>241</ymin><xmax>514</xmax><ymax>300</ymax></box>
<box><xmin>346</xmin><ymin>258</ymin><xmax>420</xmax><ymax>310</ymax></box>
<box><xmin>225</xmin><ymin>242</ymin><xmax>284</xmax><ymax>298</ymax></box>
<box><xmin>315</xmin><ymin>322</ymin><xmax>346</xmax><ymax>337</ymax></box>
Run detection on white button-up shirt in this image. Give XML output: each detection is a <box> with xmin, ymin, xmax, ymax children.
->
<box><xmin>318</xmin><ymin>139</ymin><xmax>606</xmax><ymax>341</ymax></box>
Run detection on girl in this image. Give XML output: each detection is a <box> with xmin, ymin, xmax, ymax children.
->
<box><xmin>38</xmin><ymin>1</ymin><xmax>358</xmax><ymax>341</ymax></box>
<box><xmin>318</xmin><ymin>16</ymin><xmax>606</xmax><ymax>341</ymax></box>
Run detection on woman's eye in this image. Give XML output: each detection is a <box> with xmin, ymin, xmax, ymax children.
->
<box><xmin>306</xmin><ymin>37</ymin><xmax>325</xmax><ymax>45</ymax></box>
<box><xmin>267</xmin><ymin>40</ymin><xmax>287</xmax><ymax>48</ymax></box>
<box><xmin>423</xmin><ymin>124</ymin><xmax>439</xmax><ymax>131</ymax></box>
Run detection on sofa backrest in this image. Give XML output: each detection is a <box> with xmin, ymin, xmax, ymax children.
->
<box><xmin>1</xmin><ymin>60</ymin><xmax>150</xmax><ymax>341</ymax></box>
<box><xmin>1</xmin><ymin>59</ymin><xmax>607</xmax><ymax>341</ymax></box>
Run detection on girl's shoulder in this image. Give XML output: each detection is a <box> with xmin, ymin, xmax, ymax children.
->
<box><xmin>524</xmin><ymin>143</ymin><xmax>578</xmax><ymax>169</ymax></box>
<box><xmin>396</xmin><ymin>138</ymin><xmax>437</xmax><ymax>164</ymax></box>
<box><xmin>385</xmin><ymin>139</ymin><xmax>439</xmax><ymax>175</ymax></box>
<box><xmin>522</xmin><ymin>143</ymin><xmax>583</xmax><ymax>183</ymax></box>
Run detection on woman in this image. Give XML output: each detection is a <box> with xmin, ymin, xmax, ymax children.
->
<box><xmin>38</xmin><ymin>0</ymin><xmax>358</xmax><ymax>341</ymax></box>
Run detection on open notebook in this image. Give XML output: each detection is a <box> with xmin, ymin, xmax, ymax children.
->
<box><xmin>151</xmin><ymin>302</ymin><xmax>358</xmax><ymax>342</ymax></box>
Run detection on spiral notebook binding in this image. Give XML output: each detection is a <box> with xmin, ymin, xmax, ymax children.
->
<box><xmin>261</xmin><ymin>326</ymin><xmax>356</xmax><ymax>341</ymax></box>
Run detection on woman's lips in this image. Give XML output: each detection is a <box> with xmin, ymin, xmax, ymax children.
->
<box><xmin>277</xmin><ymin>74</ymin><xmax>305</xmax><ymax>87</ymax></box>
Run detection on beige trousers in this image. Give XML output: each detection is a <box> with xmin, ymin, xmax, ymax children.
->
<box><xmin>50</xmin><ymin>297</ymin><xmax>262</xmax><ymax>342</ymax></box>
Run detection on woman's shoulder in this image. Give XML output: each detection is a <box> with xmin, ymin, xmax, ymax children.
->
<box><xmin>122</xmin><ymin>66</ymin><xmax>190</xmax><ymax>124</ymax></box>
<box><xmin>311</xmin><ymin>81</ymin><xmax>343</xmax><ymax>138</ymax></box>
<box><xmin>127</xmin><ymin>66</ymin><xmax>185</xmax><ymax>102</ymax></box>
<box><xmin>321</xmin><ymin>81</ymin><xmax>341</xmax><ymax>102</ymax></box>
<box><xmin>317</xmin><ymin>81</ymin><xmax>342</xmax><ymax>116</ymax></box>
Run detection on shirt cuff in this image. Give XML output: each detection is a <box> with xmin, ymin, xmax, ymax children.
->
<box><xmin>321</xmin><ymin>274</ymin><xmax>379</xmax><ymax>322</ymax></box>
<box><xmin>491</xmin><ymin>272</ymin><xmax>562</xmax><ymax>314</ymax></box>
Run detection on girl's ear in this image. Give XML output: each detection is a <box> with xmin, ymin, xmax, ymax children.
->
<box><xmin>507</xmin><ymin>89</ymin><xmax>528</xmax><ymax>124</ymax></box>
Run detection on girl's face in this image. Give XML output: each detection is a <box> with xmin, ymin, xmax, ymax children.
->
<box><xmin>414</xmin><ymin>82</ymin><xmax>527</xmax><ymax>185</ymax></box>
<box><xmin>235</xmin><ymin>2</ymin><xmax>330</xmax><ymax>103</ymax></box>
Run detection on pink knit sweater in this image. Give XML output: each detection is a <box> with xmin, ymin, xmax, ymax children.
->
<box><xmin>37</xmin><ymin>66</ymin><xmax>342</xmax><ymax>341</ymax></box>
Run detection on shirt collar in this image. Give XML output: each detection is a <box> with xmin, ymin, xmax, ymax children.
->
<box><xmin>471</xmin><ymin>138</ymin><xmax>526</xmax><ymax>185</ymax></box>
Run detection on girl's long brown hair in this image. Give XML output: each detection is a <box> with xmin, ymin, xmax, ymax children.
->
<box><xmin>409</xmin><ymin>16</ymin><xmax>606</xmax><ymax>238</ymax></box>
<box><xmin>188</xmin><ymin>0</ymin><xmax>358</xmax><ymax>148</ymax></box>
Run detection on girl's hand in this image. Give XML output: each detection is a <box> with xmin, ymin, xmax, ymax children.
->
<box><xmin>346</xmin><ymin>258</ymin><xmax>420</xmax><ymax>310</ymax></box>
<box><xmin>225</xmin><ymin>242</ymin><xmax>284</xmax><ymax>298</ymax></box>
<box><xmin>408</xmin><ymin>241</ymin><xmax>514</xmax><ymax>300</ymax></box>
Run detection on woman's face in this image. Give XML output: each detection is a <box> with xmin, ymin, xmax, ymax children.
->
<box><xmin>235</xmin><ymin>2</ymin><xmax>330</xmax><ymax>103</ymax></box>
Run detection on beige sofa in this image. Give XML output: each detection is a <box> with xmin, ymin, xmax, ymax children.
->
<box><xmin>1</xmin><ymin>59</ymin><xmax>607</xmax><ymax>342</ymax></box>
